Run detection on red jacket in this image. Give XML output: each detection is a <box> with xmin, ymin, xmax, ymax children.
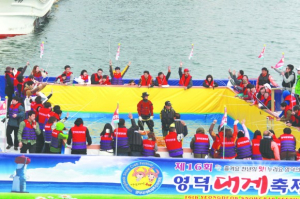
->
<box><xmin>156</xmin><ymin>75</ymin><xmax>168</xmax><ymax>85</ymax></box>
<box><xmin>179</xmin><ymin>74</ymin><xmax>192</xmax><ymax>87</ymax></box>
<box><xmin>137</xmin><ymin>100</ymin><xmax>153</xmax><ymax>116</ymax></box>
<box><xmin>140</xmin><ymin>75</ymin><xmax>153</xmax><ymax>86</ymax></box>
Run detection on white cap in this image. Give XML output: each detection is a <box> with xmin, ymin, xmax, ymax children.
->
<box><xmin>297</xmin><ymin>67</ymin><xmax>300</xmax><ymax>71</ymax></box>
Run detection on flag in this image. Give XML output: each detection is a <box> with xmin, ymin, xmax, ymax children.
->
<box><xmin>111</xmin><ymin>103</ymin><xmax>119</xmax><ymax>129</ymax></box>
<box><xmin>274</xmin><ymin>53</ymin><xmax>284</xmax><ymax>69</ymax></box>
<box><xmin>258</xmin><ymin>45</ymin><xmax>266</xmax><ymax>58</ymax></box>
<box><xmin>40</xmin><ymin>42</ymin><xmax>44</xmax><ymax>58</ymax></box>
<box><xmin>188</xmin><ymin>44</ymin><xmax>194</xmax><ymax>60</ymax></box>
<box><xmin>0</xmin><ymin>97</ymin><xmax>7</xmax><ymax>119</ymax></box>
<box><xmin>220</xmin><ymin>106</ymin><xmax>227</xmax><ymax>129</ymax></box>
<box><xmin>115</xmin><ymin>43</ymin><xmax>121</xmax><ymax>60</ymax></box>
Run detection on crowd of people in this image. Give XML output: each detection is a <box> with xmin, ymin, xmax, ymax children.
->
<box><xmin>3</xmin><ymin>60</ymin><xmax>300</xmax><ymax>159</ymax></box>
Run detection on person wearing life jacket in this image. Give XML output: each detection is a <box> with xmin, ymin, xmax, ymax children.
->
<box><xmin>50</xmin><ymin>122</ymin><xmax>68</xmax><ymax>154</ymax></box>
<box><xmin>165</xmin><ymin>125</ymin><xmax>183</xmax><ymax>158</ymax></box>
<box><xmin>137</xmin><ymin>92</ymin><xmax>154</xmax><ymax>132</ymax></box>
<box><xmin>251</xmin><ymin>130</ymin><xmax>262</xmax><ymax>160</ymax></box>
<box><xmin>260</xmin><ymin>92</ymin><xmax>272</xmax><ymax>110</ymax></box>
<box><xmin>294</xmin><ymin>67</ymin><xmax>300</xmax><ymax>105</ymax></box>
<box><xmin>127</xmin><ymin>113</ymin><xmax>143</xmax><ymax>156</ymax></box>
<box><xmin>279</xmin><ymin>128</ymin><xmax>296</xmax><ymax>160</ymax></box>
<box><xmin>30</xmin><ymin>96</ymin><xmax>44</xmax><ymax>116</ymax></box>
<box><xmin>296</xmin><ymin>148</ymin><xmax>300</xmax><ymax>161</ymax></box>
<box><xmin>272</xmin><ymin>64</ymin><xmax>295</xmax><ymax>92</ymax></box>
<box><xmin>235</xmin><ymin>120</ymin><xmax>252</xmax><ymax>159</ymax></box>
<box><xmin>154</xmin><ymin>66</ymin><xmax>171</xmax><ymax>87</ymax></box>
<box><xmin>6</xmin><ymin>96</ymin><xmax>25</xmax><ymax>151</ymax></box>
<box><xmin>203</xmin><ymin>75</ymin><xmax>218</xmax><ymax>89</ymax></box>
<box><xmin>228</xmin><ymin>69</ymin><xmax>244</xmax><ymax>86</ymax></box>
<box><xmin>14</xmin><ymin>64</ymin><xmax>28</xmax><ymax>93</ymax></box>
<box><xmin>160</xmin><ymin>101</ymin><xmax>176</xmax><ymax>137</ymax></box>
<box><xmin>91</xmin><ymin>68</ymin><xmax>104</xmax><ymax>85</ymax></box>
<box><xmin>190</xmin><ymin>127</ymin><xmax>210</xmax><ymax>158</ymax></box>
<box><xmin>5</xmin><ymin>66</ymin><xmax>15</xmax><ymax>110</ymax></box>
<box><xmin>102</xmin><ymin>75</ymin><xmax>111</xmax><ymax>85</ymax></box>
<box><xmin>109</xmin><ymin>60</ymin><xmax>131</xmax><ymax>85</ymax></box>
<box><xmin>278</xmin><ymin>102</ymin><xmax>292</xmax><ymax>122</ymax></box>
<box><xmin>252</xmin><ymin>87</ymin><xmax>266</xmax><ymax>106</ymax></box>
<box><xmin>17</xmin><ymin>111</ymin><xmax>41</xmax><ymax>153</ymax></box>
<box><xmin>235</xmin><ymin>79</ymin><xmax>249</xmax><ymax>98</ymax></box>
<box><xmin>142</xmin><ymin>132</ymin><xmax>158</xmax><ymax>157</ymax></box>
<box><xmin>291</xmin><ymin>105</ymin><xmax>300</xmax><ymax>127</ymax></box>
<box><xmin>100</xmin><ymin>123</ymin><xmax>114</xmax><ymax>153</ymax></box>
<box><xmin>243</xmin><ymin>84</ymin><xmax>256</xmax><ymax>102</ymax></box>
<box><xmin>178</xmin><ymin>62</ymin><xmax>193</xmax><ymax>90</ymax></box>
<box><xmin>67</xmin><ymin>118</ymin><xmax>92</xmax><ymax>154</ymax></box>
<box><xmin>259</xmin><ymin>130</ymin><xmax>280</xmax><ymax>160</ymax></box>
<box><xmin>256</xmin><ymin>67</ymin><xmax>278</xmax><ymax>91</ymax></box>
<box><xmin>36</xmin><ymin>102</ymin><xmax>52</xmax><ymax>153</ymax></box>
<box><xmin>217</xmin><ymin>120</ymin><xmax>239</xmax><ymax>159</ymax></box>
<box><xmin>31</xmin><ymin>65</ymin><xmax>47</xmax><ymax>82</ymax></box>
<box><xmin>113</xmin><ymin>118</ymin><xmax>131</xmax><ymax>156</ymax></box>
<box><xmin>23</xmin><ymin>81</ymin><xmax>47</xmax><ymax>99</ymax></box>
<box><xmin>282</xmin><ymin>90</ymin><xmax>297</xmax><ymax>111</ymax></box>
<box><xmin>76</xmin><ymin>70</ymin><xmax>91</xmax><ymax>85</ymax></box>
<box><xmin>43</xmin><ymin>116</ymin><xmax>57</xmax><ymax>153</ymax></box>
<box><xmin>173</xmin><ymin>113</ymin><xmax>188</xmax><ymax>142</ymax></box>
<box><xmin>208</xmin><ymin>120</ymin><xmax>222</xmax><ymax>158</ymax></box>
<box><xmin>55</xmin><ymin>65</ymin><xmax>74</xmax><ymax>85</ymax></box>
<box><xmin>138</xmin><ymin>71</ymin><xmax>154</xmax><ymax>88</ymax></box>
<box><xmin>55</xmin><ymin>74</ymin><xmax>67</xmax><ymax>84</ymax></box>
<box><xmin>269</xmin><ymin>130</ymin><xmax>281</xmax><ymax>153</ymax></box>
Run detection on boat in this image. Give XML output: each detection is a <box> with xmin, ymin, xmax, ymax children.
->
<box><xmin>0</xmin><ymin>0</ymin><xmax>55</xmax><ymax>39</ymax></box>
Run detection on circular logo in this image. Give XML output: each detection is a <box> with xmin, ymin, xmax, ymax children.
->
<box><xmin>121</xmin><ymin>160</ymin><xmax>163</xmax><ymax>196</ymax></box>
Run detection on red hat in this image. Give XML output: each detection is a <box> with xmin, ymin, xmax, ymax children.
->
<box><xmin>15</xmin><ymin>156</ymin><xmax>31</xmax><ymax>164</ymax></box>
<box><xmin>184</xmin><ymin>68</ymin><xmax>189</xmax><ymax>72</ymax></box>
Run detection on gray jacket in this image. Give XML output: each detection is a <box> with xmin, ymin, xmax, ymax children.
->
<box><xmin>8</xmin><ymin>105</ymin><xmax>25</xmax><ymax>127</ymax></box>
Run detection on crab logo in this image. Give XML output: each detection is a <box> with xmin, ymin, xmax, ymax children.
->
<box><xmin>121</xmin><ymin>160</ymin><xmax>163</xmax><ymax>196</ymax></box>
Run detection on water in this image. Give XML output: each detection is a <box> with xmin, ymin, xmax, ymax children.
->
<box><xmin>1</xmin><ymin>0</ymin><xmax>300</xmax><ymax>84</ymax></box>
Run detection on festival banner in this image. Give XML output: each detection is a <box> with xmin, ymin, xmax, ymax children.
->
<box><xmin>0</xmin><ymin>154</ymin><xmax>300</xmax><ymax>199</ymax></box>
<box><xmin>0</xmin><ymin>97</ymin><xmax>7</xmax><ymax>119</ymax></box>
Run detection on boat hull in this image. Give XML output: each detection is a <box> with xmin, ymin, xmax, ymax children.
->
<box><xmin>0</xmin><ymin>0</ymin><xmax>54</xmax><ymax>38</ymax></box>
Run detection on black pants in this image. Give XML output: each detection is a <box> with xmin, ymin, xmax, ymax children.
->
<box><xmin>138</xmin><ymin>120</ymin><xmax>154</xmax><ymax>132</ymax></box>
<box><xmin>42</xmin><ymin>143</ymin><xmax>51</xmax><ymax>153</ymax></box>
<box><xmin>6</xmin><ymin>125</ymin><xmax>19</xmax><ymax>147</ymax></box>
<box><xmin>35</xmin><ymin>133</ymin><xmax>44</xmax><ymax>153</ymax></box>
<box><xmin>71</xmin><ymin>149</ymin><xmax>87</xmax><ymax>155</ymax></box>
<box><xmin>172</xmin><ymin>155</ymin><xmax>183</xmax><ymax>158</ymax></box>
<box><xmin>20</xmin><ymin>143</ymin><xmax>36</xmax><ymax>153</ymax></box>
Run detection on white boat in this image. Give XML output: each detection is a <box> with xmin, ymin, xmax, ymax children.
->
<box><xmin>0</xmin><ymin>0</ymin><xmax>55</xmax><ymax>39</ymax></box>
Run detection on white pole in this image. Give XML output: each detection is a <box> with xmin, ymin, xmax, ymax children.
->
<box><xmin>115</xmin><ymin>123</ymin><xmax>118</xmax><ymax>156</ymax></box>
<box><xmin>223</xmin><ymin>126</ymin><xmax>225</xmax><ymax>159</ymax></box>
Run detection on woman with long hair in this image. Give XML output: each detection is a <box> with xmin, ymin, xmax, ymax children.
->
<box><xmin>100</xmin><ymin>123</ymin><xmax>114</xmax><ymax>154</ymax></box>
<box><xmin>31</xmin><ymin>65</ymin><xmax>47</xmax><ymax>82</ymax></box>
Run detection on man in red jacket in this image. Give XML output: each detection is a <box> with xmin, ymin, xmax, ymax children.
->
<box><xmin>178</xmin><ymin>62</ymin><xmax>193</xmax><ymax>90</ymax></box>
<box><xmin>137</xmin><ymin>92</ymin><xmax>154</xmax><ymax>131</ymax></box>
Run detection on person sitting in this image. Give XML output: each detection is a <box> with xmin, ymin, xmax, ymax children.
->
<box><xmin>165</xmin><ymin>125</ymin><xmax>183</xmax><ymax>158</ymax></box>
<box><xmin>228</xmin><ymin>69</ymin><xmax>244</xmax><ymax>86</ymax></box>
<box><xmin>56</xmin><ymin>65</ymin><xmax>73</xmax><ymax>85</ymax></box>
<box><xmin>127</xmin><ymin>80</ymin><xmax>136</xmax><ymax>86</ymax></box>
<box><xmin>127</xmin><ymin>113</ymin><xmax>143</xmax><ymax>157</ymax></box>
<box><xmin>190</xmin><ymin>127</ymin><xmax>209</xmax><ymax>158</ymax></box>
<box><xmin>113</xmin><ymin>118</ymin><xmax>130</xmax><ymax>156</ymax></box>
<box><xmin>278</xmin><ymin>102</ymin><xmax>292</xmax><ymax>122</ymax></box>
<box><xmin>252</xmin><ymin>87</ymin><xmax>266</xmax><ymax>106</ymax></box>
<box><xmin>203</xmin><ymin>75</ymin><xmax>218</xmax><ymax>88</ymax></box>
<box><xmin>271</xmin><ymin>64</ymin><xmax>295</xmax><ymax>92</ymax></box>
<box><xmin>217</xmin><ymin>120</ymin><xmax>238</xmax><ymax>159</ymax></box>
<box><xmin>291</xmin><ymin>105</ymin><xmax>300</xmax><ymax>127</ymax></box>
<box><xmin>243</xmin><ymin>84</ymin><xmax>256</xmax><ymax>102</ymax></box>
<box><xmin>76</xmin><ymin>70</ymin><xmax>91</xmax><ymax>85</ymax></box>
<box><xmin>235</xmin><ymin>120</ymin><xmax>252</xmax><ymax>159</ymax></box>
<box><xmin>109</xmin><ymin>60</ymin><xmax>131</xmax><ymax>85</ymax></box>
<box><xmin>260</xmin><ymin>92</ymin><xmax>272</xmax><ymax>110</ymax></box>
<box><xmin>235</xmin><ymin>79</ymin><xmax>248</xmax><ymax>98</ymax></box>
<box><xmin>269</xmin><ymin>129</ymin><xmax>281</xmax><ymax>152</ymax></box>
<box><xmin>155</xmin><ymin>66</ymin><xmax>171</xmax><ymax>87</ymax></box>
<box><xmin>50</xmin><ymin>122</ymin><xmax>68</xmax><ymax>154</ymax></box>
<box><xmin>173</xmin><ymin>113</ymin><xmax>188</xmax><ymax>141</ymax></box>
<box><xmin>142</xmin><ymin>132</ymin><xmax>158</xmax><ymax>157</ymax></box>
<box><xmin>256</xmin><ymin>67</ymin><xmax>278</xmax><ymax>91</ymax></box>
<box><xmin>100</xmin><ymin>123</ymin><xmax>114</xmax><ymax>153</ymax></box>
<box><xmin>251</xmin><ymin>130</ymin><xmax>262</xmax><ymax>160</ymax></box>
<box><xmin>102</xmin><ymin>75</ymin><xmax>111</xmax><ymax>85</ymax></box>
<box><xmin>55</xmin><ymin>74</ymin><xmax>67</xmax><ymax>84</ymax></box>
<box><xmin>279</xmin><ymin>128</ymin><xmax>296</xmax><ymax>160</ymax></box>
<box><xmin>282</xmin><ymin>90</ymin><xmax>297</xmax><ymax>110</ymax></box>
<box><xmin>208</xmin><ymin>119</ymin><xmax>222</xmax><ymax>158</ymax></box>
<box><xmin>138</xmin><ymin>71</ymin><xmax>153</xmax><ymax>88</ymax></box>
<box><xmin>31</xmin><ymin>65</ymin><xmax>47</xmax><ymax>82</ymax></box>
<box><xmin>91</xmin><ymin>69</ymin><xmax>103</xmax><ymax>85</ymax></box>
<box><xmin>296</xmin><ymin>148</ymin><xmax>300</xmax><ymax>161</ymax></box>
<box><xmin>178</xmin><ymin>62</ymin><xmax>193</xmax><ymax>90</ymax></box>
<box><xmin>259</xmin><ymin>130</ymin><xmax>280</xmax><ymax>160</ymax></box>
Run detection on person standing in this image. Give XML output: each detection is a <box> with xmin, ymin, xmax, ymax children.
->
<box><xmin>91</xmin><ymin>69</ymin><xmax>103</xmax><ymax>85</ymax></box>
<box><xmin>113</xmin><ymin>118</ymin><xmax>131</xmax><ymax>156</ymax></box>
<box><xmin>50</xmin><ymin>122</ymin><xmax>68</xmax><ymax>154</ymax></box>
<box><xmin>178</xmin><ymin>62</ymin><xmax>193</xmax><ymax>90</ymax></box>
<box><xmin>67</xmin><ymin>118</ymin><xmax>92</xmax><ymax>155</ymax></box>
<box><xmin>109</xmin><ymin>60</ymin><xmax>131</xmax><ymax>85</ymax></box>
<box><xmin>173</xmin><ymin>113</ymin><xmax>188</xmax><ymax>141</ymax></box>
<box><xmin>279</xmin><ymin>128</ymin><xmax>296</xmax><ymax>160</ymax></box>
<box><xmin>57</xmin><ymin>65</ymin><xmax>74</xmax><ymax>85</ymax></box>
<box><xmin>190</xmin><ymin>127</ymin><xmax>210</xmax><ymax>158</ymax></box>
<box><xmin>271</xmin><ymin>64</ymin><xmax>295</xmax><ymax>92</ymax></box>
<box><xmin>43</xmin><ymin>116</ymin><xmax>57</xmax><ymax>153</ymax></box>
<box><xmin>31</xmin><ymin>65</ymin><xmax>47</xmax><ymax>82</ymax></box>
<box><xmin>138</xmin><ymin>71</ymin><xmax>154</xmax><ymax>88</ymax></box>
<box><xmin>294</xmin><ymin>67</ymin><xmax>300</xmax><ymax>104</ymax></box>
<box><xmin>155</xmin><ymin>66</ymin><xmax>171</xmax><ymax>87</ymax></box>
<box><xmin>127</xmin><ymin>113</ymin><xmax>143</xmax><ymax>156</ymax></box>
<box><xmin>235</xmin><ymin>120</ymin><xmax>252</xmax><ymax>160</ymax></box>
<box><xmin>160</xmin><ymin>101</ymin><xmax>176</xmax><ymax>137</ymax></box>
<box><xmin>137</xmin><ymin>92</ymin><xmax>154</xmax><ymax>132</ymax></box>
<box><xmin>6</xmin><ymin>96</ymin><xmax>25</xmax><ymax>150</ymax></box>
<box><xmin>36</xmin><ymin>102</ymin><xmax>52</xmax><ymax>153</ymax></box>
<box><xmin>259</xmin><ymin>130</ymin><xmax>280</xmax><ymax>160</ymax></box>
<box><xmin>4</xmin><ymin>67</ymin><xmax>15</xmax><ymax>110</ymax></box>
<box><xmin>251</xmin><ymin>130</ymin><xmax>262</xmax><ymax>160</ymax></box>
<box><xmin>165</xmin><ymin>125</ymin><xmax>183</xmax><ymax>158</ymax></box>
<box><xmin>256</xmin><ymin>67</ymin><xmax>278</xmax><ymax>91</ymax></box>
<box><xmin>228</xmin><ymin>69</ymin><xmax>244</xmax><ymax>86</ymax></box>
<box><xmin>203</xmin><ymin>75</ymin><xmax>218</xmax><ymax>88</ymax></box>
<box><xmin>18</xmin><ymin>111</ymin><xmax>41</xmax><ymax>153</ymax></box>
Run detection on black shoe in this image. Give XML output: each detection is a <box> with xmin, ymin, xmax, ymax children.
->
<box><xmin>6</xmin><ymin>145</ymin><xmax>12</xmax><ymax>150</ymax></box>
<box><xmin>1</xmin><ymin>118</ymin><xmax>6</xmax><ymax>123</ymax></box>
<box><xmin>14</xmin><ymin>147</ymin><xmax>18</xmax><ymax>151</ymax></box>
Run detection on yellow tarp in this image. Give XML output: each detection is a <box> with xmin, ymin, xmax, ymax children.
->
<box><xmin>43</xmin><ymin>85</ymin><xmax>300</xmax><ymax>147</ymax></box>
